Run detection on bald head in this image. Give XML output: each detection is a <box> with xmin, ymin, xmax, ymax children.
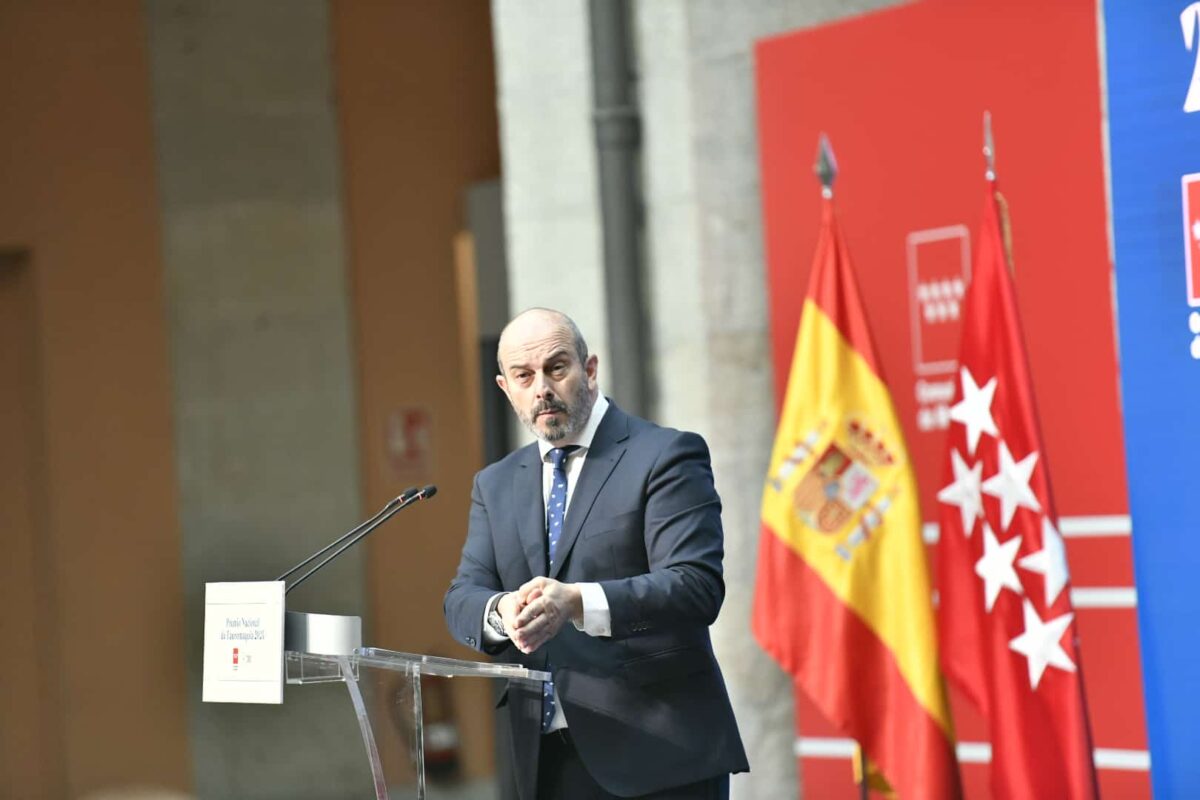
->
<box><xmin>496</xmin><ymin>308</ymin><xmax>588</xmax><ymax>375</ymax></box>
<box><xmin>494</xmin><ymin>308</ymin><xmax>598</xmax><ymax>443</ymax></box>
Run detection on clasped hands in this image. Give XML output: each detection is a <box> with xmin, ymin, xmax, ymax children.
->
<box><xmin>496</xmin><ymin>577</ymin><xmax>582</xmax><ymax>654</ymax></box>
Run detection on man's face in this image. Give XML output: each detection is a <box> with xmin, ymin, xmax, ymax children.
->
<box><xmin>496</xmin><ymin>315</ymin><xmax>598</xmax><ymax>443</ymax></box>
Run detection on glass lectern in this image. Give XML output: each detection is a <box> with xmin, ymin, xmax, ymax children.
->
<box><xmin>286</xmin><ymin>646</ymin><xmax>547</xmax><ymax>800</ymax></box>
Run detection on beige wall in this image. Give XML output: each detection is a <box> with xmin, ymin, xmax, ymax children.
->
<box><xmin>0</xmin><ymin>0</ymin><xmax>504</xmax><ymax>792</ymax></box>
<box><xmin>0</xmin><ymin>2</ymin><xmax>189</xmax><ymax>796</ymax></box>
<box><xmin>332</xmin><ymin>0</ymin><xmax>503</xmax><ymax>780</ymax></box>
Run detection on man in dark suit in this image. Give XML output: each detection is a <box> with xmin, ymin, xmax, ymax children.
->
<box><xmin>444</xmin><ymin>308</ymin><xmax>749</xmax><ymax>800</ymax></box>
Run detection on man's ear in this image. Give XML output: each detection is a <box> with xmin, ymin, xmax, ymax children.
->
<box><xmin>495</xmin><ymin>374</ymin><xmax>509</xmax><ymax>398</ymax></box>
<box><xmin>585</xmin><ymin>354</ymin><xmax>599</xmax><ymax>390</ymax></box>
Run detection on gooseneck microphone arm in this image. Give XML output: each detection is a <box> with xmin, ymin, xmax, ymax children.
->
<box><xmin>280</xmin><ymin>485</ymin><xmax>437</xmax><ymax>595</ymax></box>
<box><xmin>275</xmin><ymin>487</ymin><xmax>417</xmax><ymax>583</ymax></box>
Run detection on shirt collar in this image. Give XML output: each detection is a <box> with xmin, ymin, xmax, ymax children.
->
<box><xmin>537</xmin><ymin>393</ymin><xmax>609</xmax><ymax>460</ymax></box>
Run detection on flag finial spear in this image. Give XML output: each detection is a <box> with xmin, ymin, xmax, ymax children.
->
<box><xmin>983</xmin><ymin>111</ymin><xmax>996</xmax><ymax>182</ymax></box>
<box><xmin>815</xmin><ymin>133</ymin><xmax>838</xmax><ymax>199</ymax></box>
<box><xmin>983</xmin><ymin>110</ymin><xmax>1014</xmax><ymax>271</ymax></box>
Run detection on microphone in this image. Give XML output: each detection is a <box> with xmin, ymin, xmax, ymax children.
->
<box><xmin>275</xmin><ymin>487</ymin><xmax>418</xmax><ymax>583</ymax></box>
<box><xmin>280</xmin><ymin>485</ymin><xmax>437</xmax><ymax>594</ymax></box>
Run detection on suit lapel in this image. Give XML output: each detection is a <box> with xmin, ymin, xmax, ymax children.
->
<box><xmin>513</xmin><ymin>444</ymin><xmax>547</xmax><ymax>578</ymax></box>
<box><xmin>550</xmin><ymin>405</ymin><xmax>630</xmax><ymax>580</ymax></box>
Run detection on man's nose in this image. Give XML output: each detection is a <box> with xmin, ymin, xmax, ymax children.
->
<box><xmin>533</xmin><ymin>371</ymin><xmax>554</xmax><ymax>398</ymax></box>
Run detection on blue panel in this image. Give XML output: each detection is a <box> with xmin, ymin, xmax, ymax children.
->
<box><xmin>1104</xmin><ymin>2</ymin><xmax>1200</xmax><ymax>797</ymax></box>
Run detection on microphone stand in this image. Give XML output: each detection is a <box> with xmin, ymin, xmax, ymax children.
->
<box><xmin>278</xmin><ymin>485</ymin><xmax>436</xmax><ymax>595</ymax></box>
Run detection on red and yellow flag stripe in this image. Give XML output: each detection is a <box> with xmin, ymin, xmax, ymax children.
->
<box><xmin>753</xmin><ymin>200</ymin><xmax>960</xmax><ymax>798</ymax></box>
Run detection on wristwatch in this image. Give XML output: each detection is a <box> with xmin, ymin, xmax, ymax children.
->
<box><xmin>487</xmin><ymin>600</ymin><xmax>508</xmax><ymax>638</ymax></box>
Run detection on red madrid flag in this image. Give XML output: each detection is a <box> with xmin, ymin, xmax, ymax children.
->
<box><xmin>935</xmin><ymin>181</ymin><xmax>1099</xmax><ymax>799</ymax></box>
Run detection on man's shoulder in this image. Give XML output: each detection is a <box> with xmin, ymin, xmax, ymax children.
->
<box><xmin>619</xmin><ymin>409</ymin><xmax>710</xmax><ymax>454</ymax></box>
<box><xmin>476</xmin><ymin>441</ymin><xmax>538</xmax><ymax>487</ymax></box>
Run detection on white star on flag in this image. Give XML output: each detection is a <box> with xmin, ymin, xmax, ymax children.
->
<box><xmin>938</xmin><ymin>449</ymin><xmax>984</xmax><ymax>537</ymax></box>
<box><xmin>1192</xmin><ymin>219</ymin><xmax>1200</xmax><ymax>242</ymax></box>
<box><xmin>974</xmin><ymin>523</ymin><xmax>1023</xmax><ymax>611</ymax></box>
<box><xmin>1008</xmin><ymin>599</ymin><xmax>1076</xmax><ymax>690</ymax></box>
<box><xmin>949</xmin><ymin>366</ymin><xmax>998</xmax><ymax>455</ymax></box>
<box><xmin>1019</xmin><ymin>517</ymin><xmax>1071</xmax><ymax>606</ymax></box>
<box><xmin>982</xmin><ymin>440</ymin><xmax>1042</xmax><ymax>530</ymax></box>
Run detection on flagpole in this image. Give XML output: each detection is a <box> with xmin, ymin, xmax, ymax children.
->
<box><xmin>983</xmin><ymin>110</ymin><xmax>996</xmax><ymax>182</ymax></box>
<box><xmin>858</xmin><ymin>745</ymin><xmax>870</xmax><ymax>800</ymax></box>
<box><xmin>815</xmin><ymin>132</ymin><xmax>868</xmax><ymax>800</ymax></box>
<box><xmin>983</xmin><ymin>110</ymin><xmax>1014</xmax><ymax>272</ymax></box>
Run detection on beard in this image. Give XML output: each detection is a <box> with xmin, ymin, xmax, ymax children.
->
<box><xmin>519</xmin><ymin>383</ymin><xmax>593</xmax><ymax>443</ymax></box>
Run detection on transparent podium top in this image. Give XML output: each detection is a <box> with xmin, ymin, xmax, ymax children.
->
<box><xmin>286</xmin><ymin>646</ymin><xmax>549</xmax><ymax>685</ymax></box>
<box><xmin>285</xmin><ymin>645</ymin><xmax>547</xmax><ymax>799</ymax></box>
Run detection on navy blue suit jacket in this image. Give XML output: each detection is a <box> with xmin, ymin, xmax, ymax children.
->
<box><xmin>444</xmin><ymin>403</ymin><xmax>749</xmax><ymax>798</ymax></box>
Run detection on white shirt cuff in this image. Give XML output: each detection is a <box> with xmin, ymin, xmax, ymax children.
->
<box><xmin>482</xmin><ymin>592</ymin><xmax>508</xmax><ymax>644</ymax></box>
<box><xmin>573</xmin><ymin>582</ymin><xmax>611</xmax><ymax>637</ymax></box>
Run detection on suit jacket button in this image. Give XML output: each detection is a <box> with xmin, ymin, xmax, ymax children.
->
<box><xmin>467</xmin><ymin>636</ymin><xmax>476</xmax><ymax>647</ymax></box>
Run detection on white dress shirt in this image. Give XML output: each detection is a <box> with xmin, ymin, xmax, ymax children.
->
<box><xmin>483</xmin><ymin>393</ymin><xmax>613</xmax><ymax>731</ymax></box>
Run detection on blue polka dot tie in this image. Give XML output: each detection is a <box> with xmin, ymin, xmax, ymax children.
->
<box><xmin>542</xmin><ymin>445</ymin><xmax>576</xmax><ymax>733</ymax></box>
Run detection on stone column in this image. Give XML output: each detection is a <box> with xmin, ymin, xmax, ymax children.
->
<box><xmin>146</xmin><ymin>2</ymin><xmax>366</xmax><ymax>796</ymax></box>
<box><xmin>636</xmin><ymin>2</ymin><xmax>904</xmax><ymax>797</ymax></box>
<box><xmin>491</xmin><ymin>0</ymin><xmax>610</xmax><ymax>409</ymax></box>
<box><xmin>492</xmin><ymin>1</ymin><xmax>904</xmax><ymax>796</ymax></box>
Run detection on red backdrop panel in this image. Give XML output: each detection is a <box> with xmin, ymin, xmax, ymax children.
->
<box><xmin>755</xmin><ymin>0</ymin><xmax>1148</xmax><ymax>796</ymax></box>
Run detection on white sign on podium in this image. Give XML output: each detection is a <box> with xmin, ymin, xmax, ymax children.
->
<box><xmin>202</xmin><ymin>581</ymin><xmax>285</xmax><ymax>704</ymax></box>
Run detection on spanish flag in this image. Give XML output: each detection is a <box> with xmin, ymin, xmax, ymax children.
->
<box><xmin>753</xmin><ymin>197</ymin><xmax>961</xmax><ymax>798</ymax></box>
